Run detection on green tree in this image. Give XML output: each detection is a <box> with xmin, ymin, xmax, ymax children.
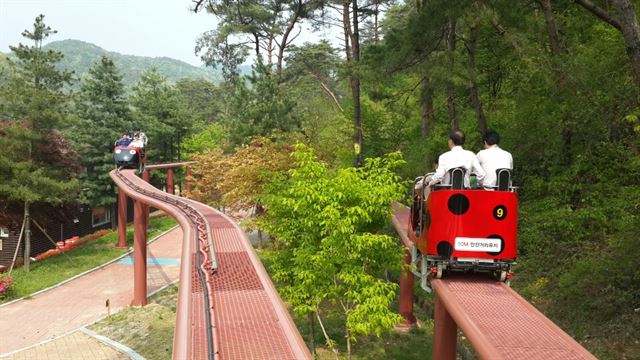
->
<box><xmin>0</xmin><ymin>15</ymin><xmax>78</xmax><ymax>271</ymax></box>
<box><xmin>194</xmin><ymin>0</ymin><xmax>323</xmax><ymax>77</ymax></box>
<box><xmin>73</xmin><ymin>55</ymin><xmax>131</xmax><ymax>211</ymax></box>
<box><xmin>259</xmin><ymin>144</ymin><xmax>405</xmax><ymax>358</ymax></box>
<box><xmin>130</xmin><ymin>68</ymin><xmax>192</xmax><ymax>164</ymax></box>
<box><xmin>175</xmin><ymin>78</ymin><xmax>222</xmax><ymax>124</ymax></box>
<box><xmin>181</xmin><ymin>122</ymin><xmax>225</xmax><ymax>156</ymax></box>
<box><xmin>224</xmin><ymin>62</ymin><xmax>300</xmax><ymax>147</ymax></box>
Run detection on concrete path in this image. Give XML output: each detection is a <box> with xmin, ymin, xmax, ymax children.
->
<box><xmin>1</xmin><ymin>330</ymin><xmax>131</xmax><ymax>360</ymax></box>
<box><xmin>0</xmin><ymin>227</ymin><xmax>183</xmax><ymax>356</ymax></box>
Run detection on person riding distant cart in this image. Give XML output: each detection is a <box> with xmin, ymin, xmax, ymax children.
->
<box><xmin>114</xmin><ymin>132</ymin><xmax>132</xmax><ymax>147</ymax></box>
<box><xmin>135</xmin><ymin>129</ymin><xmax>148</xmax><ymax>146</ymax></box>
<box><xmin>129</xmin><ymin>131</ymin><xmax>147</xmax><ymax>156</ymax></box>
<box><xmin>114</xmin><ymin>130</ymin><xmax>146</xmax><ymax>172</ymax></box>
<box><xmin>129</xmin><ymin>135</ymin><xmax>144</xmax><ymax>148</ymax></box>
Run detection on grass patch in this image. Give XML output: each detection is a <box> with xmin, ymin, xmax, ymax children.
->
<box><xmin>258</xmin><ymin>248</ymin><xmax>435</xmax><ymax>359</ymax></box>
<box><xmin>87</xmin><ymin>248</ymin><xmax>435</xmax><ymax>360</ymax></box>
<box><xmin>292</xmin><ymin>304</ymin><xmax>434</xmax><ymax>360</ymax></box>
<box><xmin>90</xmin><ymin>284</ymin><xmax>178</xmax><ymax>360</ymax></box>
<box><xmin>1</xmin><ymin>216</ymin><xmax>176</xmax><ymax>303</ymax></box>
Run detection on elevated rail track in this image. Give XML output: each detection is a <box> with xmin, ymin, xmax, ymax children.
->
<box><xmin>111</xmin><ymin>168</ymin><xmax>311</xmax><ymax>360</ymax></box>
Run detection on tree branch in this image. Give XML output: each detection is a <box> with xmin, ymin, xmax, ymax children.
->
<box><xmin>575</xmin><ymin>0</ymin><xmax>622</xmax><ymax>31</ymax></box>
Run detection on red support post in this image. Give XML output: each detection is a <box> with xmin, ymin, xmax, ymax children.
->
<box><xmin>132</xmin><ymin>199</ymin><xmax>148</xmax><ymax>306</ymax></box>
<box><xmin>116</xmin><ymin>189</ymin><xmax>127</xmax><ymax>249</ymax></box>
<box><xmin>433</xmin><ymin>293</ymin><xmax>457</xmax><ymax>360</ymax></box>
<box><xmin>185</xmin><ymin>165</ymin><xmax>192</xmax><ymax>194</ymax></box>
<box><xmin>397</xmin><ymin>248</ymin><xmax>417</xmax><ymax>329</ymax></box>
<box><xmin>167</xmin><ymin>168</ymin><xmax>175</xmax><ymax>195</ymax></box>
<box><xmin>142</xmin><ymin>169</ymin><xmax>150</xmax><ymax>230</ymax></box>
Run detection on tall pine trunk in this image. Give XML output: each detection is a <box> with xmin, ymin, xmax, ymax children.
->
<box><xmin>446</xmin><ymin>19</ymin><xmax>458</xmax><ymax>131</ymax></box>
<box><xmin>611</xmin><ymin>0</ymin><xmax>640</xmax><ymax>88</ymax></box>
<box><xmin>421</xmin><ymin>76</ymin><xmax>435</xmax><ymax>139</ymax></box>
<box><xmin>540</xmin><ymin>0</ymin><xmax>573</xmax><ymax>164</ymax></box>
<box><xmin>352</xmin><ymin>0</ymin><xmax>362</xmax><ymax>167</ymax></box>
<box><xmin>343</xmin><ymin>0</ymin><xmax>363</xmax><ymax>166</ymax></box>
<box><xmin>541</xmin><ymin>0</ymin><xmax>565</xmax><ymax>87</ymax></box>
<box><xmin>468</xmin><ymin>19</ymin><xmax>487</xmax><ymax>135</ymax></box>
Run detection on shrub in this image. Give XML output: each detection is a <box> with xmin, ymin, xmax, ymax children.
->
<box><xmin>0</xmin><ymin>275</ymin><xmax>14</xmax><ymax>298</ymax></box>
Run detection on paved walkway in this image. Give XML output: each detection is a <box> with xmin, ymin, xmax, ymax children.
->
<box><xmin>2</xmin><ymin>330</ymin><xmax>130</xmax><ymax>360</ymax></box>
<box><xmin>0</xmin><ymin>227</ymin><xmax>183</xmax><ymax>357</ymax></box>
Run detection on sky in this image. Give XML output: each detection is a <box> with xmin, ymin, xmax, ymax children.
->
<box><xmin>0</xmin><ymin>0</ymin><xmax>219</xmax><ymax>66</ymax></box>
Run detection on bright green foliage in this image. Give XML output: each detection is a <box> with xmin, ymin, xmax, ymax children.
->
<box><xmin>130</xmin><ymin>68</ymin><xmax>192</xmax><ymax>163</ymax></box>
<box><xmin>259</xmin><ymin>144</ymin><xmax>406</xmax><ymax>352</ymax></box>
<box><xmin>73</xmin><ymin>55</ymin><xmax>131</xmax><ymax>207</ymax></box>
<box><xmin>181</xmin><ymin>122</ymin><xmax>225</xmax><ymax>156</ymax></box>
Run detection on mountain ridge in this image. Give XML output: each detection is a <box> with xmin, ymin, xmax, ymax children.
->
<box><xmin>39</xmin><ymin>39</ymin><xmax>222</xmax><ymax>87</ymax></box>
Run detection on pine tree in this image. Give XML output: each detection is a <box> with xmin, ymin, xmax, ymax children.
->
<box><xmin>0</xmin><ymin>15</ymin><xmax>78</xmax><ymax>271</ymax></box>
<box><xmin>130</xmin><ymin>68</ymin><xmax>191</xmax><ymax>164</ymax></box>
<box><xmin>73</xmin><ymin>55</ymin><xmax>131</xmax><ymax>209</ymax></box>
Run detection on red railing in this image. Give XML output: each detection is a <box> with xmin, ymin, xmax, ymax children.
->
<box><xmin>112</xmin><ymin>167</ymin><xmax>312</xmax><ymax>360</ymax></box>
<box><xmin>111</xmin><ymin>169</ymin><xmax>217</xmax><ymax>359</ymax></box>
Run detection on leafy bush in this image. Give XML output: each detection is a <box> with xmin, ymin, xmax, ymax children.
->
<box><xmin>259</xmin><ymin>144</ymin><xmax>407</xmax><ymax>357</ymax></box>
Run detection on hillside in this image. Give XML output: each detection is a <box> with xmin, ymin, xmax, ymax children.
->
<box><xmin>41</xmin><ymin>39</ymin><xmax>222</xmax><ymax>86</ymax></box>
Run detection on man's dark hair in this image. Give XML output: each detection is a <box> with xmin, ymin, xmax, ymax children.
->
<box><xmin>449</xmin><ymin>130</ymin><xmax>465</xmax><ymax>146</ymax></box>
<box><xmin>483</xmin><ymin>129</ymin><xmax>500</xmax><ymax>145</ymax></box>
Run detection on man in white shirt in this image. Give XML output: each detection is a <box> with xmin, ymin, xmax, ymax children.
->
<box><xmin>429</xmin><ymin>130</ymin><xmax>485</xmax><ymax>188</ymax></box>
<box><xmin>476</xmin><ymin>129</ymin><xmax>513</xmax><ymax>189</ymax></box>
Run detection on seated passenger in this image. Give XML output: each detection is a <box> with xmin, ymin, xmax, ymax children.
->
<box><xmin>129</xmin><ymin>135</ymin><xmax>144</xmax><ymax>148</ymax></box>
<box><xmin>428</xmin><ymin>130</ymin><xmax>485</xmax><ymax>188</ymax></box>
<box><xmin>476</xmin><ymin>129</ymin><xmax>513</xmax><ymax>189</ymax></box>
<box><xmin>115</xmin><ymin>132</ymin><xmax>132</xmax><ymax>147</ymax></box>
<box><xmin>135</xmin><ymin>129</ymin><xmax>148</xmax><ymax>147</ymax></box>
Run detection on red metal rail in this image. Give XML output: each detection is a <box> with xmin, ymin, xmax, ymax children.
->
<box><xmin>391</xmin><ymin>203</ymin><xmax>597</xmax><ymax>360</ymax></box>
<box><xmin>111</xmin><ymin>169</ymin><xmax>312</xmax><ymax>360</ymax></box>
<box><xmin>144</xmin><ymin>161</ymin><xmax>197</xmax><ymax>170</ymax></box>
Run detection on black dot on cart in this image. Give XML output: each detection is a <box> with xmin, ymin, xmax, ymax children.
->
<box><xmin>486</xmin><ymin>234</ymin><xmax>505</xmax><ymax>256</ymax></box>
<box><xmin>437</xmin><ymin>241</ymin><xmax>453</xmax><ymax>257</ymax></box>
<box><xmin>448</xmin><ymin>194</ymin><xmax>470</xmax><ymax>215</ymax></box>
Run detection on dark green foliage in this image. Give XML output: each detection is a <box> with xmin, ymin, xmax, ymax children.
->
<box><xmin>130</xmin><ymin>68</ymin><xmax>192</xmax><ymax>164</ymax></box>
<box><xmin>73</xmin><ymin>55</ymin><xmax>131</xmax><ymax>207</ymax></box>
<box><xmin>344</xmin><ymin>1</ymin><xmax>640</xmax><ymax>357</ymax></box>
<box><xmin>224</xmin><ymin>62</ymin><xmax>300</xmax><ymax>147</ymax></box>
<box><xmin>0</xmin><ymin>15</ymin><xmax>79</xmax><ymax>211</ymax></box>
